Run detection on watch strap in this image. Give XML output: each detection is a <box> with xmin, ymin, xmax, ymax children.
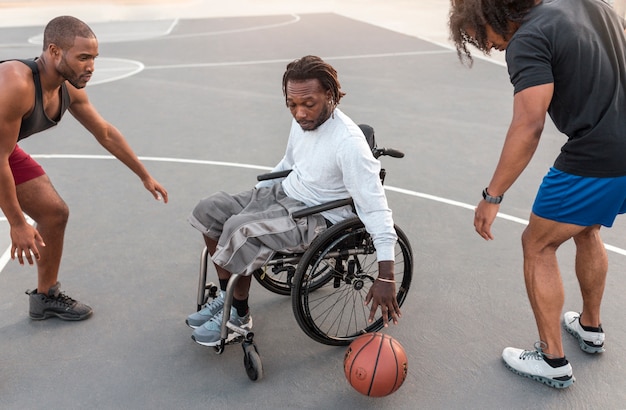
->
<box><xmin>482</xmin><ymin>188</ymin><xmax>503</xmax><ymax>204</ymax></box>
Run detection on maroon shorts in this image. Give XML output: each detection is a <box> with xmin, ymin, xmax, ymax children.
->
<box><xmin>8</xmin><ymin>145</ymin><xmax>45</xmax><ymax>185</ymax></box>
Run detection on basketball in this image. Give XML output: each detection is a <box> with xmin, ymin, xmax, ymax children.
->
<box><xmin>343</xmin><ymin>332</ymin><xmax>408</xmax><ymax>397</ymax></box>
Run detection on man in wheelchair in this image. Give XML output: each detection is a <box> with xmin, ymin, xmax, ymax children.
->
<box><xmin>186</xmin><ymin>55</ymin><xmax>400</xmax><ymax>347</ymax></box>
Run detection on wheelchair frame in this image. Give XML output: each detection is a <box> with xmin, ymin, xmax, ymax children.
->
<box><xmin>193</xmin><ymin>124</ymin><xmax>413</xmax><ymax>381</ymax></box>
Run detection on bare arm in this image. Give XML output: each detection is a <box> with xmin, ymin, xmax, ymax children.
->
<box><xmin>67</xmin><ymin>87</ymin><xmax>168</xmax><ymax>203</ymax></box>
<box><xmin>0</xmin><ymin>63</ymin><xmax>46</xmax><ymax>264</ymax></box>
<box><xmin>474</xmin><ymin>82</ymin><xmax>554</xmax><ymax>240</ymax></box>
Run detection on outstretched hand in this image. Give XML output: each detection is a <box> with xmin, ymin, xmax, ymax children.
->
<box><xmin>143</xmin><ymin>177</ymin><xmax>169</xmax><ymax>203</ymax></box>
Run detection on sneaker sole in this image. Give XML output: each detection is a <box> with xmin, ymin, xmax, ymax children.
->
<box><xmin>191</xmin><ymin>320</ymin><xmax>253</xmax><ymax>347</ymax></box>
<box><xmin>185</xmin><ymin>319</ymin><xmax>202</xmax><ymax>329</ymax></box>
<box><xmin>563</xmin><ymin>321</ymin><xmax>605</xmax><ymax>354</ymax></box>
<box><xmin>503</xmin><ymin>361</ymin><xmax>575</xmax><ymax>389</ymax></box>
<box><xmin>29</xmin><ymin>310</ymin><xmax>93</xmax><ymax>321</ymax></box>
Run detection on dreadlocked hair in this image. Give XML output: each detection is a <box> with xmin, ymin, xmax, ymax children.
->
<box><xmin>282</xmin><ymin>55</ymin><xmax>346</xmax><ymax>106</ymax></box>
<box><xmin>449</xmin><ymin>0</ymin><xmax>536</xmax><ymax>66</ymax></box>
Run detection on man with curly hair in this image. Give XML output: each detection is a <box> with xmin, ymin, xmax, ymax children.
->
<box><xmin>450</xmin><ymin>0</ymin><xmax>626</xmax><ymax>388</ymax></box>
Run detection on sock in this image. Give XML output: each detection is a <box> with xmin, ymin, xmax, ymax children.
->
<box><xmin>219</xmin><ymin>279</ymin><xmax>229</xmax><ymax>293</ymax></box>
<box><xmin>543</xmin><ymin>355</ymin><xmax>568</xmax><ymax>368</ymax></box>
<box><xmin>232</xmin><ymin>297</ymin><xmax>249</xmax><ymax>317</ymax></box>
<box><xmin>580</xmin><ymin>321</ymin><xmax>603</xmax><ymax>333</ymax></box>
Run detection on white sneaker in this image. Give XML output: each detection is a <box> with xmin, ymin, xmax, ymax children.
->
<box><xmin>502</xmin><ymin>342</ymin><xmax>575</xmax><ymax>389</ymax></box>
<box><xmin>563</xmin><ymin>311</ymin><xmax>605</xmax><ymax>354</ymax></box>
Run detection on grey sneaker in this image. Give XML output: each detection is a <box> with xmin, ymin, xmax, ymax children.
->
<box><xmin>502</xmin><ymin>341</ymin><xmax>575</xmax><ymax>389</ymax></box>
<box><xmin>191</xmin><ymin>307</ymin><xmax>252</xmax><ymax>347</ymax></box>
<box><xmin>27</xmin><ymin>282</ymin><xmax>92</xmax><ymax>321</ymax></box>
<box><xmin>563</xmin><ymin>311</ymin><xmax>605</xmax><ymax>354</ymax></box>
<box><xmin>186</xmin><ymin>290</ymin><xmax>225</xmax><ymax>329</ymax></box>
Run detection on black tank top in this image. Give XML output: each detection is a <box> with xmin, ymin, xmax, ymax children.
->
<box><xmin>10</xmin><ymin>59</ymin><xmax>71</xmax><ymax>141</ymax></box>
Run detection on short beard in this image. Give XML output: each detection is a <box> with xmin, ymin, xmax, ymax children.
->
<box><xmin>57</xmin><ymin>55</ymin><xmax>87</xmax><ymax>89</ymax></box>
<box><xmin>305</xmin><ymin>103</ymin><xmax>333</xmax><ymax>131</ymax></box>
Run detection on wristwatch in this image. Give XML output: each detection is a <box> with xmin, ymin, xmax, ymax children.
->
<box><xmin>482</xmin><ymin>188</ymin><xmax>503</xmax><ymax>204</ymax></box>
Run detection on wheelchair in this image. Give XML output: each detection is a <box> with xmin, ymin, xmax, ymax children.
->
<box><xmin>194</xmin><ymin>124</ymin><xmax>413</xmax><ymax>381</ymax></box>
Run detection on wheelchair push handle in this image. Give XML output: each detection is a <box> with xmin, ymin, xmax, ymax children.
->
<box><xmin>372</xmin><ymin>147</ymin><xmax>404</xmax><ymax>159</ymax></box>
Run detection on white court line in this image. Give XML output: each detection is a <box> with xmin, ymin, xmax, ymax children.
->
<box><xmin>27</xmin><ymin>19</ymin><xmax>180</xmax><ymax>45</ymax></box>
<box><xmin>144</xmin><ymin>49</ymin><xmax>453</xmax><ymax>71</ymax></box>
<box><xmin>3</xmin><ymin>154</ymin><xmax>626</xmax><ymax>275</ymax></box>
<box><xmin>0</xmin><ymin>244</ymin><xmax>11</xmax><ymax>271</ymax></box>
<box><xmin>89</xmin><ymin>58</ymin><xmax>145</xmax><ymax>86</ymax></box>
<box><xmin>0</xmin><ymin>215</ymin><xmax>34</xmax><ymax>271</ymax></box>
<box><xmin>164</xmin><ymin>14</ymin><xmax>301</xmax><ymax>39</ymax></box>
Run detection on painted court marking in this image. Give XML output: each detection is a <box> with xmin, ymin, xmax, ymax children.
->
<box><xmin>0</xmin><ymin>16</ymin><xmax>456</xmax><ymax>274</ymax></box>
<box><xmin>163</xmin><ymin>14</ymin><xmax>301</xmax><ymax>40</ymax></box>
<box><xmin>143</xmin><ymin>50</ymin><xmax>453</xmax><ymax>71</ymax></box>
<box><xmin>2</xmin><ymin>16</ymin><xmax>623</xmax><ymax>275</ymax></box>
<box><xmin>2</xmin><ymin>154</ymin><xmax>626</xmax><ymax>274</ymax></box>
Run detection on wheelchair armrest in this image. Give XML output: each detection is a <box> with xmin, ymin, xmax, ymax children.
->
<box><xmin>257</xmin><ymin>170</ymin><xmax>292</xmax><ymax>181</ymax></box>
<box><xmin>292</xmin><ymin>198</ymin><xmax>354</xmax><ymax>219</ymax></box>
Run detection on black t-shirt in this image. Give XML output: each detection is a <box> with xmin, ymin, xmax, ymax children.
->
<box><xmin>506</xmin><ymin>0</ymin><xmax>626</xmax><ymax>177</ymax></box>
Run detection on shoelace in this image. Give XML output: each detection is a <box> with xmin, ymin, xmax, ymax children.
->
<box><xmin>208</xmin><ymin>310</ymin><xmax>224</xmax><ymax>326</ymax></box>
<box><xmin>47</xmin><ymin>292</ymin><xmax>76</xmax><ymax>307</ymax></box>
<box><xmin>201</xmin><ymin>298</ymin><xmax>223</xmax><ymax>313</ymax></box>
<box><xmin>519</xmin><ymin>341</ymin><xmax>551</xmax><ymax>360</ymax></box>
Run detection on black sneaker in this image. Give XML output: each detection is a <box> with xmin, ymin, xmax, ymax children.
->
<box><xmin>27</xmin><ymin>282</ymin><xmax>93</xmax><ymax>321</ymax></box>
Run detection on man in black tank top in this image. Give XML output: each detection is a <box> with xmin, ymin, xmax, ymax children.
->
<box><xmin>0</xmin><ymin>16</ymin><xmax>169</xmax><ymax>321</ymax></box>
<box><xmin>449</xmin><ymin>0</ymin><xmax>626</xmax><ymax>389</ymax></box>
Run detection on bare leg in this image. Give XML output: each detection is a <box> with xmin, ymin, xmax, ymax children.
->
<box><xmin>572</xmin><ymin>225</ymin><xmax>606</xmax><ymax>328</ymax></box>
<box><xmin>15</xmin><ymin>175</ymin><xmax>69</xmax><ymax>295</ymax></box>
<box><xmin>204</xmin><ymin>235</ymin><xmax>251</xmax><ymax>300</ymax></box>
<box><xmin>521</xmin><ymin>213</ymin><xmax>589</xmax><ymax>358</ymax></box>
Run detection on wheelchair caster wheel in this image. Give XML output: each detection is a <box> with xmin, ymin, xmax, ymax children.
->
<box><xmin>199</xmin><ymin>283</ymin><xmax>219</xmax><ymax>310</ymax></box>
<box><xmin>204</xmin><ymin>283</ymin><xmax>218</xmax><ymax>303</ymax></box>
<box><xmin>243</xmin><ymin>342</ymin><xmax>263</xmax><ymax>381</ymax></box>
<box><xmin>206</xmin><ymin>284</ymin><xmax>218</xmax><ymax>298</ymax></box>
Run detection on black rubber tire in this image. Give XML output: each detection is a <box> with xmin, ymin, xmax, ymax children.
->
<box><xmin>291</xmin><ymin>218</ymin><xmax>413</xmax><ymax>346</ymax></box>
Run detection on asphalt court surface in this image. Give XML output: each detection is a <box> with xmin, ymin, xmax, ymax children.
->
<box><xmin>2</xmin><ymin>11</ymin><xmax>626</xmax><ymax>410</ymax></box>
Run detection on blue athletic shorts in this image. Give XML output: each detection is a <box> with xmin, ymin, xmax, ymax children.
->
<box><xmin>532</xmin><ymin>167</ymin><xmax>626</xmax><ymax>227</ymax></box>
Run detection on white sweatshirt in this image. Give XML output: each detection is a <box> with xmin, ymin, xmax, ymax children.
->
<box><xmin>256</xmin><ymin>109</ymin><xmax>397</xmax><ymax>261</ymax></box>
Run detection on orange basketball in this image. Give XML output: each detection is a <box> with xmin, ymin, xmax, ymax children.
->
<box><xmin>343</xmin><ymin>332</ymin><xmax>408</xmax><ymax>397</ymax></box>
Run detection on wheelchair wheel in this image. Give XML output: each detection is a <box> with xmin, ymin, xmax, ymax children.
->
<box><xmin>243</xmin><ymin>342</ymin><xmax>263</xmax><ymax>381</ymax></box>
<box><xmin>291</xmin><ymin>217</ymin><xmax>413</xmax><ymax>346</ymax></box>
<box><xmin>252</xmin><ymin>264</ymin><xmax>294</xmax><ymax>296</ymax></box>
<box><xmin>252</xmin><ymin>251</ymin><xmax>327</xmax><ymax>296</ymax></box>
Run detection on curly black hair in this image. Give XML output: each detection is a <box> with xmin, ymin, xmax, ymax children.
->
<box><xmin>282</xmin><ymin>55</ymin><xmax>346</xmax><ymax>108</ymax></box>
<box><xmin>449</xmin><ymin>0</ymin><xmax>537</xmax><ymax>66</ymax></box>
